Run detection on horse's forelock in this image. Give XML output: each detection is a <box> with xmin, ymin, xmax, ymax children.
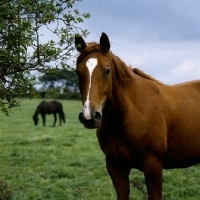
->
<box><xmin>77</xmin><ymin>42</ymin><xmax>98</xmax><ymax>64</ymax></box>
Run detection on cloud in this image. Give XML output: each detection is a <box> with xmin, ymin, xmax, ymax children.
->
<box><xmin>170</xmin><ymin>61</ymin><xmax>200</xmax><ymax>85</ymax></box>
<box><xmin>172</xmin><ymin>61</ymin><xmax>200</xmax><ymax>75</ymax></box>
<box><xmin>75</xmin><ymin>0</ymin><xmax>200</xmax><ymax>43</ymax></box>
<box><xmin>73</xmin><ymin>0</ymin><xmax>200</xmax><ymax>85</ymax></box>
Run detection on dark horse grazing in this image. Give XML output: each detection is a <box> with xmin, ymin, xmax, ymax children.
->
<box><xmin>33</xmin><ymin>100</ymin><xmax>65</xmax><ymax>127</ymax></box>
<box><xmin>75</xmin><ymin>32</ymin><xmax>200</xmax><ymax>200</ymax></box>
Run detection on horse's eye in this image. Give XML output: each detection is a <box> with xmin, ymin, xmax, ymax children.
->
<box><xmin>105</xmin><ymin>67</ymin><xmax>111</xmax><ymax>76</ymax></box>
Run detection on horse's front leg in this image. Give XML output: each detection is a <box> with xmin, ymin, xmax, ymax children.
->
<box><xmin>41</xmin><ymin>113</ymin><xmax>45</xmax><ymax>126</ymax></box>
<box><xmin>53</xmin><ymin>113</ymin><xmax>57</xmax><ymax>127</ymax></box>
<box><xmin>106</xmin><ymin>157</ymin><xmax>130</xmax><ymax>200</ymax></box>
<box><xmin>143</xmin><ymin>155</ymin><xmax>163</xmax><ymax>200</ymax></box>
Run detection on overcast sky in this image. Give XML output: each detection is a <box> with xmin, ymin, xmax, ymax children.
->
<box><xmin>73</xmin><ymin>0</ymin><xmax>200</xmax><ymax>85</ymax></box>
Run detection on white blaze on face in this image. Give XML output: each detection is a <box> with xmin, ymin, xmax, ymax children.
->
<box><xmin>83</xmin><ymin>58</ymin><xmax>98</xmax><ymax>120</ymax></box>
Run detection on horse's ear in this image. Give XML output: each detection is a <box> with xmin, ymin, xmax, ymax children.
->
<box><xmin>75</xmin><ymin>34</ymin><xmax>86</xmax><ymax>52</ymax></box>
<box><xmin>100</xmin><ymin>32</ymin><xmax>110</xmax><ymax>52</ymax></box>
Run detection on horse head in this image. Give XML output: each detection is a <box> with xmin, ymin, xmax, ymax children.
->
<box><xmin>75</xmin><ymin>33</ymin><xmax>112</xmax><ymax>129</ymax></box>
<box><xmin>32</xmin><ymin>115</ymin><xmax>39</xmax><ymax>125</ymax></box>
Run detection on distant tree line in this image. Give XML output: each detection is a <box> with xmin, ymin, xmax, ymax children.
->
<box><xmin>37</xmin><ymin>69</ymin><xmax>81</xmax><ymax>100</ymax></box>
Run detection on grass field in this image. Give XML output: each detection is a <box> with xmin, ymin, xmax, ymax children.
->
<box><xmin>1</xmin><ymin>99</ymin><xmax>200</xmax><ymax>200</ymax></box>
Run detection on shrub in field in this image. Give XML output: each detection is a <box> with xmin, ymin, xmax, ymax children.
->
<box><xmin>0</xmin><ymin>180</ymin><xmax>12</xmax><ymax>200</ymax></box>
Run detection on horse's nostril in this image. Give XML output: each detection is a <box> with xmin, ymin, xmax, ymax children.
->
<box><xmin>79</xmin><ymin>111</ymin><xmax>101</xmax><ymax>128</ymax></box>
<box><xmin>94</xmin><ymin>111</ymin><xmax>102</xmax><ymax>122</ymax></box>
<box><xmin>79</xmin><ymin>112</ymin><xmax>86</xmax><ymax>124</ymax></box>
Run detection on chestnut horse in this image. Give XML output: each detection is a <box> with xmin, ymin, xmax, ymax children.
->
<box><xmin>75</xmin><ymin>32</ymin><xmax>200</xmax><ymax>200</ymax></box>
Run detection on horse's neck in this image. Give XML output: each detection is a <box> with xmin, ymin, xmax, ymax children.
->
<box><xmin>34</xmin><ymin>105</ymin><xmax>41</xmax><ymax>116</ymax></box>
<box><xmin>104</xmin><ymin>81</ymin><xmax>133</xmax><ymax>122</ymax></box>
<box><xmin>105</xmin><ymin>73</ymin><xmax>161</xmax><ymax>119</ymax></box>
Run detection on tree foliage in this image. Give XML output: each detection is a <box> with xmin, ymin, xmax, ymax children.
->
<box><xmin>0</xmin><ymin>0</ymin><xmax>90</xmax><ymax>115</ymax></box>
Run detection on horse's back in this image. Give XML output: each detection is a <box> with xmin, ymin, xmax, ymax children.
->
<box><xmin>52</xmin><ymin>100</ymin><xmax>62</xmax><ymax>107</ymax></box>
<box><xmin>165</xmin><ymin>80</ymin><xmax>200</xmax><ymax>117</ymax></box>
<box><xmin>39</xmin><ymin>101</ymin><xmax>58</xmax><ymax>114</ymax></box>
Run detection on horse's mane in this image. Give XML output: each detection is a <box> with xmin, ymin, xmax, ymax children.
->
<box><xmin>77</xmin><ymin>43</ymin><xmax>163</xmax><ymax>85</ymax></box>
<box><xmin>132</xmin><ymin>68</ymin><xmax>163</xmax><ymax>85</ymax></box>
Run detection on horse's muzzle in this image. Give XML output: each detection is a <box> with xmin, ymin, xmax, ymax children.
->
<box><xmin>79</xmin><ymin>111</ymin><xmax>102</xmax><ymax>129</ymax></box>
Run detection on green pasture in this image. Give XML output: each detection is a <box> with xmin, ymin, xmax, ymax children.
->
<box><xmin>0</xmin><ymin>99</ymin><xmax>200</xmax><ymax>200</ymax></box>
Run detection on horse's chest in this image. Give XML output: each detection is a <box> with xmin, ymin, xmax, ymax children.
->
<box><xmin>97</xmin><ymin>131</ymin><xmax>133</xmax><ymax>163</ymax></box>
